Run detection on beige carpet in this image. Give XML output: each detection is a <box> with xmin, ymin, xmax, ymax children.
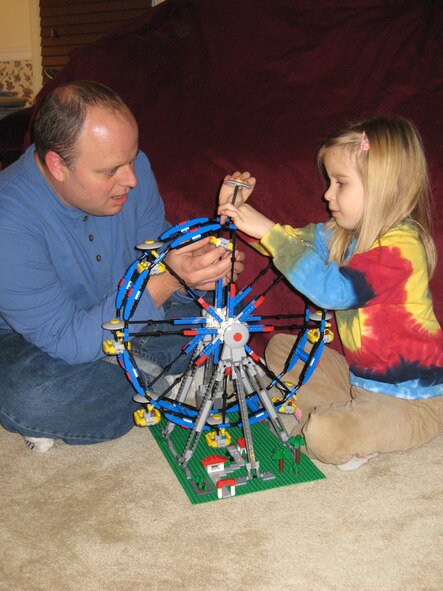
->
<box><xmin>1</xmin><ymin>422</ymin><xmax>442</xmax><ymax>591</ymax></box>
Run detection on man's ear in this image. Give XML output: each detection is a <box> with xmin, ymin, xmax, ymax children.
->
<box><xmin>44</xmin><ymin>150</ymin><xmax>67</xmax><ymax>183</ymax></box>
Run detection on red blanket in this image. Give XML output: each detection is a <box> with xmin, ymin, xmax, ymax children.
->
<box><xmin>34</xmin><ymin>0</ymin><xmax>443</xmax><ymax>352</ymax></box>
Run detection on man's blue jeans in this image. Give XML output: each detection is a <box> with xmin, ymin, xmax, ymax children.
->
<box><xmin>0</xmin><ymin>299</ymin><xmax>200</xmax><ymax>444</ymax></box>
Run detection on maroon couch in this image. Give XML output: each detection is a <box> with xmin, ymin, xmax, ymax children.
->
<box><xmin>30</xmin><ymin>0</ymin><xmax>443</xmax><ymax>353</ymax></box>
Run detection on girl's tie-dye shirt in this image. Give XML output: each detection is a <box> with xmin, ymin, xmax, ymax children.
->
<box><xmin>258</xmin><ymin>220</ymin><xmax>443</xmax><ymax>400</ymax></box>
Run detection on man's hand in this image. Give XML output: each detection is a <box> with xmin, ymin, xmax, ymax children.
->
<box><xmin>166</xmin><ymin>237</ymin><xmax>245</xmax><ymax>291</ymax></box>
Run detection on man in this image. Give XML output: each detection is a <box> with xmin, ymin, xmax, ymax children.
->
<box><xmin>0</xmin><ymin>80</ymin><xmax>243</xmax><ymax>452</ymax></box>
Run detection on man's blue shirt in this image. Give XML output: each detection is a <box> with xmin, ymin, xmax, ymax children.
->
<box><xmin>0</xmin><ymin>146</ymin><xmax>172</xmax><ymax>364</ymax></box>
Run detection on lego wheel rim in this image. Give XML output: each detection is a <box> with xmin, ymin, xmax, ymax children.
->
<box><xmin>103</xmin><ymin>215</ymin><xmax>330</xmax><ymax>430</ymax></box>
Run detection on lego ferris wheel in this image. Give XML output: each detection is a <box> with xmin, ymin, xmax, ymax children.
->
<box><xmin>102</xmin><ymin>179</ymin><xmax>332</xmax><ymax>482</ymax></box>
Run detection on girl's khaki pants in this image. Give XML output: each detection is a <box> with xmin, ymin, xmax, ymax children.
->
<box><xmin>265</xmin><ymin>334</ymin><xmax>443</xmax><ymax>465</ymax></box>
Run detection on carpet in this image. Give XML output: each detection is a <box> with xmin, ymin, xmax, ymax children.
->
<box><xmin>1</xmin><ymin>422</ymin><xmax>442</xmax><ymax>591</ymax></box>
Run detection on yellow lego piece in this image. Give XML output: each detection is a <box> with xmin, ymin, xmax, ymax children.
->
<box><xmin>205</xmin><ymin>428</ymin><xmax>232</xmax><ymax>448</ymax></box>
<box><xmin>102</xmin><ymin>340</ymin><xmax>124</xmax><ymax>355</ymax></box>
<box><xmin>209</xmin><ymin>236</ymin><xmax>233</xmax><ymax>251</ymax></box>
<box><xmin>137</xmin><ymin>261</ymin><xmax>149</xmax><ymax>273</ymax></box>
<box><xmin>307</xmin><ymin>327</ymin><xmax>334</xmax><ymax>344</ymax></box>
<box><xmin>133</xmin><ymin>405</ymin><xmax>161</xmax><ymax>427</ymax></box>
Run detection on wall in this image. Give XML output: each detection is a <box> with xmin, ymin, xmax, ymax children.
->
<box><xmin>0</xmin><ymin>0</ymin><xmax>41</xmax><ymax>102</ymax></box>
<box><xmin>0</xmin><ymin>0</ymin><xmax>165</xmax><ymax>102</ymax></box>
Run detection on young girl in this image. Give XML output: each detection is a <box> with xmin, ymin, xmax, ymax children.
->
<box><xmin>218</xmin><ymin>117</ymin><xmax>443</xmax><ymax>470</ymax></box>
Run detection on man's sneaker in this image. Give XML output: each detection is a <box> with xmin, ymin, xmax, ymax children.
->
<box><xmin>24</xmin><ymin>436</ymin><xmax>55</xmax><ymax>453</ymax></box>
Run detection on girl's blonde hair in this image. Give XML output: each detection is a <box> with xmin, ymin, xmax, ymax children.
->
<box><xmin>316</xmin><ymin>116</ymin><xmax>437</xmax><ymax>276</ymax></box>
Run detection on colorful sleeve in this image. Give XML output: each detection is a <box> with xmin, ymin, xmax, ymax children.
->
<box><xmin>259</xmin><ymin>223</ymin><xmax>375</xmax><ymax>310</ymax></box>
<box><xmin>260</xmin><ymin>223</ymin><xmax>426</xmax><ymax>311</ymax></box>
<box><xmin>250</xmin><ymin>223</ymin><xmax>317</xmax><ymax>257</ymax></box>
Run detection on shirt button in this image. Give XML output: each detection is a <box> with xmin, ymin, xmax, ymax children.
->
<box><xmin>83</xmin><ymin>215</ymin><xmax>88</xmax><ymax>222</ymax></box>
<box><xmin>89</xmin><ymin>234</ymin><xmax>94</xmax><ymax>241</ymax></box>
<box><xmin>96</xmin><ymin>255</ymin><xmax>101</xmax><ymax>262</ymax></box>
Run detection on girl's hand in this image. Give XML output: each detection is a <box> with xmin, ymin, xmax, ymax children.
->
<box><xmin>218</xmin><ymin>171</ymin><xmax>256</xmax><ymax>207</ymax></box>
<box><xmin>218</xmin><ymin>202</ymin><xmax>275</xmax><ymax>240</ymax></box>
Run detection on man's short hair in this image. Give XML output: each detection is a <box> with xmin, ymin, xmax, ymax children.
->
<box><xmin>32</xmin><ymin>80</ymin><xmax>131</xmax><ymax>168</ymax></box>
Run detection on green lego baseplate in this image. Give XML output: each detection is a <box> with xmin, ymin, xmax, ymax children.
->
<box><xmin>148</xmin><ymin>416</ymin><xmax>325</xmax><ymax>504</ymax></box>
